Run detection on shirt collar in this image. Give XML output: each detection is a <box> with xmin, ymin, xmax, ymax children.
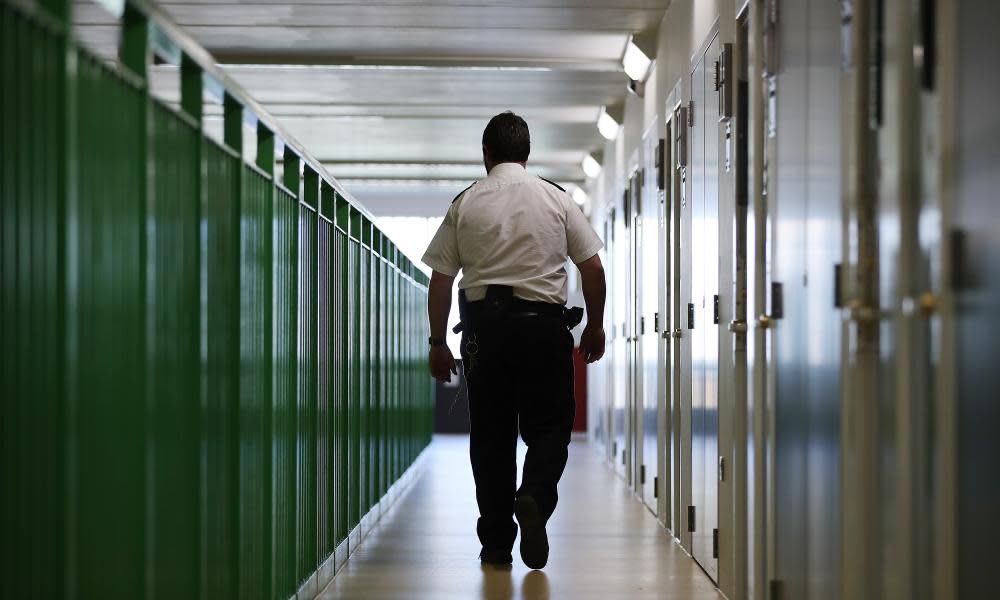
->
<box><xmin>486</xmin><ymin>162</ymin><xmax>529</xmax><ymax>183</ymax></box>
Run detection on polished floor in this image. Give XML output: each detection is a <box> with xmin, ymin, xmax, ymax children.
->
<box><xmin>318</xmin><ymin>434</ymin><xmax>722</xmax><ymax>599</ymax></box>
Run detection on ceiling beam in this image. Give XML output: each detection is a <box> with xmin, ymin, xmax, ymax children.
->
<box><xmin>209</xmin><ymin>52</ymin><xmax>624</xmax><ymax>72</ymax></box>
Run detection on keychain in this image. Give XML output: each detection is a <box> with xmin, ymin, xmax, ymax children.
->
<box><xmin>449</xmin><ymin>332</ymin><xmax>479</xmax><ymax>415</ymax></box>
<box><xmin>464</xmin><ymin>332</ymin><xmax>479</xmax><ymax>379</ymax></box>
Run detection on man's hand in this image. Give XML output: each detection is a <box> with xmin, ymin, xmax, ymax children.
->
<box><xmin>576</xmin><ymin>254</ymin><xmax>606</xmax><ymax>364</ymax></box>
<box><xmin>429</xmin><ymin>345</ymin><xmax>458</xmax><ymax>382</ymax></box>
<box><xmin>579</xmin><ymin>323</ymin><xmax>606</xmax><ymax>363</ymax></box>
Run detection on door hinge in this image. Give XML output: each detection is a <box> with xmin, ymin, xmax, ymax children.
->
<box><xmin>675</xmin><ymin>106</ymin><xmax>688</xmax><ymax>168</ymax></box>
<box><xmin>770</xmin><ymin>282</ymin><xmax>784</xmax><ymax>319</ymax></box>
<box><xmin>950</xmin><ymin>228</ymin><xmax>969</xmax><ymax>290</ymax></box>
<box><xmin>622</xmin><ymin>448</ymin><xmax>627</xmax><ymax>465</ymax></box>
<box><xmin>718</xmin><ymin>456</ymin><xmax>725</xmax><ymax>481</ymax></box>
<box><xmin>719</xmin><ymin>43</ymin><xmax>734</xmax><ymax>119</ymax></box>
<box><xmin>687</xmin><ymin>302</ymin><xmax>695</xmax><ymax>329</ymax></box>
<box><xmin>687</xmin><ymin>100</ymin><xmax>695</xmax><ymax>127</ymax></box>
<box><xmin>713</xmin><ymin>294</ymin><xmax>720</xmax><ymax>324</ymax></box>
<box><xmin>656</xmin><ymin>138</ymin><xmax>666</xmax><ymax>190</ymax></box>
<box><xmin>834</xmin><ymin>263</ymin><xmax>844</xmax><ymax>308</ymax></box>
<box><xmin>919</xmin><ymin>0</ymin><xmax>936</xmax><ymax>90</ymax></box>
<box><xmin>612</xmin><ymin>441</ymin><xmax>617</xmax><ymax>459</ymax></box>
<box><xmin>687</xmin><ymin>505</ymin><xmax>696</xmax><ymax>532</ymax></box>
<box><xmin>653</xmin><ymin>312</ymin><xmax>660</xmax><ymax>333</ymax></box>
<box><xmin>640</xmin><ymin>316</ymin><xmax>645</xmax><ymax>335</ymax></box>
<box><xmin>640</xmin><ymin>464</ymin><xmax>646</xmax><ymax>484</ymax></box>
<box><xmin>635</xmin><ymin>171</ymin><xmax>643</xmax><ymax>214</ymax></box>
<box><xmin>654</xmin><ymin>476</ymin><xmax>659</xmax><ymax>498</ymax></box>
<box><xmin>713</xmin><ymin>60</ymin><xmax>721</xmax><ymax>91</ymax></box>
<box><xmin>712</xmin><ymin>528</ymin><xmax>719</xmax><ymax>558</ymax></box>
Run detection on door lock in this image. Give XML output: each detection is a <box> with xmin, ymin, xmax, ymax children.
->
<box><xmin>901</xmin><ymin>291</ymin><xmax>937</xmax><ymax>317</ymax></box>
<box><xmin>756</xmin><ymin>314</ymin><xmax>775</xmax><ymax>329</ymax></box>
<box><xmin>727</xmin><ymin>319</ymin><xmax>747</xmax><ymax>333</ymax></box>
<box><xmin>672</xmin><ymin>328</ymin><xmax>683</xmax><ymax>339</ymax></box>
<box><xmin>918</xmin><ymin>292</ymin><xmax>937</xmax><ymax>315</ymax></box>
<box><xmin>847</xmin><ymin>299</ymin><xmax>879</xmax><ymax>323</ymax></box>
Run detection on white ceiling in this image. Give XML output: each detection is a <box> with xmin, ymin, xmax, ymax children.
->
<box><xmin>75</xmin><ymin>0</ymin><xmax>670</xmax><ymax>214</ymax></box>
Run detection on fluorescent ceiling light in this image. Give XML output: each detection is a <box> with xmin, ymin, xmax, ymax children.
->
<box><xmin>597</xmin><ymin>106</ymin><xmax>620</xmax><ymax>140</ymax></box>
<box><xmin>582</xmin><ymin>154</ymin><xmax>602</xmax><ymax>178</ymax></box>
<box><xmin>571</xmin><ymin>187</ymin><xmax>588</xmax><ymax>206</ymax></box>
<box><xmin>622</xmin><ymin>35</ymin><xmax>652</xmax><ymax>81</ymax></box>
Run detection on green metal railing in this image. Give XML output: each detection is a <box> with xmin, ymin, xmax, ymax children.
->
<box><xmin>0</xmin><ymin>0</ymin><xmax>434</xmax><ymax>597</ymax></box>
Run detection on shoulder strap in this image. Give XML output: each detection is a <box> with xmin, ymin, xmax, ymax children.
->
<box><xmin>452</xmin><ymin>182</ymin><xmax>476</xmax><ymax>204</ymax></box>
<box><xmin>538</xmin><ymin>176</ymin><xmax>566</xmax><ymax>192</ymax></box>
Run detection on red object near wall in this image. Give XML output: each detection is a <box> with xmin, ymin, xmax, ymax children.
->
<box><xmin>572</xmin><ymin>348</ymin><xmax>587</xmax><ymax>432</ymax></box>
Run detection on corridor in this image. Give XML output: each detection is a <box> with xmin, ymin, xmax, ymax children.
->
<box><xmin>4</xmin><ymin>0</ymin><xmax>999</xmax><ymax>598</ymax></box>
<box><xmin>319</xmin><ymin>436</ymin><xmax>721</xmax><ymax>600</ymax></box>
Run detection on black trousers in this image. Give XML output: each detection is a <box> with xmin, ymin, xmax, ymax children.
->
<box><xmin>461</xmin><ymin>314</ymin><xmax>576</xmax><ymax>554</ymax></box>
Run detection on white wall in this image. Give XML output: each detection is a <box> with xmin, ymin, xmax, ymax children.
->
<box><xmin>587</xmin><ymin>0</ymin><xmax>732</xmax><ymax>219</ymax></box>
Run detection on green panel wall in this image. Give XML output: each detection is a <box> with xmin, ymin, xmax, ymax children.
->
<box><xmin>1</xmin><ymin>9</ymin><xmax>67</xmax><ymax>599</ymax></box>
<box><xmin>272</xmin><ymin>184</ymin><xmax>298</xmax><ymax>599</ymax></box>
<box><xmin>317</xmin><ymin>203</ymin><xmax>332</xmax><ymax>562</ymax></box>
<box><xmin>71</xmin><ymin>49</ymin><xmax>148</xmax><ymax>599</ymax></box>
<box><xmin>335</xmin><ymin>221</ymin><xmax>351</xmax><ymax>545</ymax></box>
<box><xmin>297</xmin><ymin>195</ymin><xmax>318</xmax><ymax>586</ymax></box>
<box><xmin>202</xmin><ymin>138</ymin><xmax>242</xmax><ymax>599</ymax></box>
<box><xmin>240</xmin><ymin>165</ymin><xmax>274</xmax><ymax>600</ymax></box>
<box><xmin>0</xmin><ymin>2</ymin><xmax>433</xmax><ymax>598</ymax></box>
<box><xmin>148</xmin><ymin>99</ymin><xmax>202</xmax><ymax>600</ymax></box>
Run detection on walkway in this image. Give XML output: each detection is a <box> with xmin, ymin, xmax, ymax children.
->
<box><xmin>318</xmin><ymin>435</ymin><xmax>722</xmax><ymax>599</ymax></box>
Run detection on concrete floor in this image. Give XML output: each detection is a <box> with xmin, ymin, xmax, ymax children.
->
<box><xmin>318</xmin><ymin>434</ymin><xmax>722</xmax><ymax>599</ymax></box>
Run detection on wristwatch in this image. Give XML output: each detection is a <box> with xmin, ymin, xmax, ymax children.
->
<box><xmin>428</xmin><ymin>336</ymin><xmax>447</xmax><ymax>347</ymax></box>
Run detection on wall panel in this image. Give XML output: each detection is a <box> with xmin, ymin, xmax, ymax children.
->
<box><xmin>0</xmin><ymin>2</ymin><xmax>432</xmax><ymax>597</ymax></box>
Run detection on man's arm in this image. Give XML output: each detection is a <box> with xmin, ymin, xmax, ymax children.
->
<box><xmin>576</xmin><ymin>254</ymin><xmax>606</xmax><ymax>363</ymax></box>
<box><xmin>427</xmin><ymin>270</ymin><xmax>458</xmax><ymax>381</ymax></box>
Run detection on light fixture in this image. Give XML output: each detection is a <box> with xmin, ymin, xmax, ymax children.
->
<box><xmin>597</xmin><ymin>108</ymin><xmax>619</xmax><ymax>140</ymax></box>
<box><xmin>571</xmin><ymin>187</ymin><xmax>588</xmax><ymax>206</ymax></box>
<box><xmin>582</xmin><ymin>154</ymin><xmax>602</xmax><ymax>178</ymax></box>
<box><xmin>596</xmin><ymin>104</ymin><xmax>624</xmax><ymax>141</ymax></box>
<box><xmin>622</xmin><ymin>33</ymin><xmax>654</xmax><ymax>82</ymax></box>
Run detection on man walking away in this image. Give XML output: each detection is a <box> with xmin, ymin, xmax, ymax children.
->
<box><xmin>421</xmin><ymin>111</ymin><xmax>607</xmax><ymax>570</ymax></box>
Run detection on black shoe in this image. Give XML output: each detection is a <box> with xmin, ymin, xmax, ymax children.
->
<box><xmin>479</xmin><ymin>548</ymin><xmax>513</xmax><ymax>566</ymax></box>
<box><xmin>513</xmin><ymin>495</ymin><xmax>549</xmax><ymax>569</ymax></box>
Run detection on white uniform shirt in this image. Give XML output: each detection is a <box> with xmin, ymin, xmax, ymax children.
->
<box><xmin>421</xmin><ymin>163</ymin><xmax>603</xmax><ymax>304</ymax></box>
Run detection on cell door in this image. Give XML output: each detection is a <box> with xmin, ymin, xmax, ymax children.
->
<box><xmin>626</xmin><ymin>168</ymin><xmax>641</xmax><ymax>491</ymax></box>
<box><xmin>640</xmin><ymin>125</ymin><xmax>661</xmax><ymax>512</ymax></box>
<box><xmin>626</xmin><ymin>171</ymin><xmax>641</xmax><ymax>487</ymax></box>
<box><xmin>876</xmin><ymin>2</ymin><xmax>949</xmax><ymax>597</ymax></box>
<box><xmin>670</xmin><ymin>89</ymin><xmax>692</xmax><ymax>549</ymax></box>
<box><xmin>611</xmin><ymin>196</ymin><xmax>628</xmax><ymax>479</ymax></box>
<box><xmin>659</xmin><ymin>114</ymin><xmax>674</xmax><ymax>528</ymax></box>
<box><xmin>690</xmin><ymin>31</ymin><xmax>721</xmax><ymax>581</ymax></box>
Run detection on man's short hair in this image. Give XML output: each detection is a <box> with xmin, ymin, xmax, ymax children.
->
<box><xmin>482</xmin><ymin>111</ymin><xmax>530</xmax><ymax>163</ymax></box>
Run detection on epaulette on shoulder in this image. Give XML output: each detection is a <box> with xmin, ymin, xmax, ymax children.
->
<box><xmin>452</xmin><ymin>182</ymin><xmax>476</xmax><ymax>204</ymax></box>
<box><xmin>538</xmin><ymin>177</ymin><xmax>566</xmax><ymax>192</ymax></box>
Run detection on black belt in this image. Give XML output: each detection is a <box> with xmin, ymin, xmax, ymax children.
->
<box><xmin>453</xmin><ymin>287</ymin><xmax>581</xmax><ymax>334</ymax></box>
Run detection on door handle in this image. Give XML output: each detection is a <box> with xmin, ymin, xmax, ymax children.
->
<box><xmin>672</xmin><ymin>328</ymin><xmax>683</xmax><ymax>339</ymax></box>
<box><xmin>901</xmin><ymin>292</ymin><xmax>937</xmax><ymax>317</ymax></box>
<box><xmin>846</xmin><ymin>299</ymin><xmax>879</xmax><ymax>323</ymax></box>
<box><xmin>756</xmin><ymin>314</ymin><xmax>775</xmax><ymax>329</ymax></box>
